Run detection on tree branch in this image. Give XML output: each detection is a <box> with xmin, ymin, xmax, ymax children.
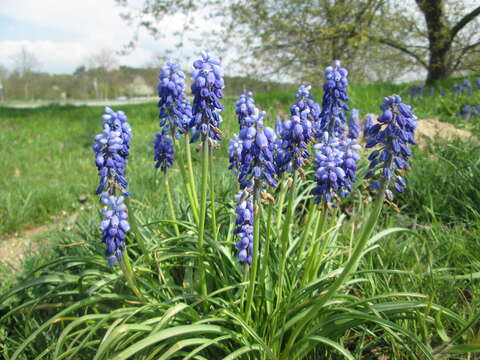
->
<box><xmin>370</xmin><ymin>36</ymin><xmax>428</xmax><ymax>68</ymax></box>
<box><xmin>450</xmin><ymin>39</ymin><xmax>480</xmax><ymax>74</ymax></box>
<box><xmin>451</xmin><ymin>6</ymin><xmax>480</xmax><ymax>39</ymax></box>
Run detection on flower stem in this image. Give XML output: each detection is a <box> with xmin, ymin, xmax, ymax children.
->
<box><xmin>276</xmin><ymin>170</ymin><xmax>297</xmax><ymax>307</ymax></box>
<box><xmin>120</xmin><ymin>249</ymin><xmax>147</xmax><ymax>302</ymax></box>
<box><xmin>258</xmin><ymin>201</ymin><xmax>273</xmax><ymax>289</ymax></box>
<box><xmin>208</xmin><ymin>150</ymin><xmax>218</xmax><ymax>242</ymax></box>
<box><xmin>245</xmin><ymin>182</ymin><xmax>261</xmax><ymax>322</ymax></box>
<box><xmin>275</xmin><ymin>176</ymin><xmax>287</xmax><ymax>231</ymax></box>
<box><xmin>240</xmin><ymin>263</ymin><xmax>248</xmax><ymax>312</ymax></box>
<box><xmin>197</xmin><ymin>141</ymin><xmax>209</xmax><ymax>298</ymax></box>
<box><xmin>184</xmin><ymin>133</ymin><xmax>199</xmax><ymax>210</ymax></box>
<box><xmin>163</xmin><ymin>170</ymin><xmax>180</xmax><ymax>237</ymax></box>
<box><xmin>172</xmin><ymin>135</ymin><xmax>199</xmax><ymax>225</ymax></box>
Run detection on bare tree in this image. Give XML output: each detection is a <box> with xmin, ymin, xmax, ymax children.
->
<box><xmin>84</xmin><ymin>49</ymin><xmax>119</xmax><ymax>99</ymax></box>
<box><xmin>10</xmin><ymin>47</ymin><xmax>41</xmax><ymax>100</ymax></box>
<box><xmin>85</xmin><ymin>48</ymin><xmax>119</xmax><ymax>71</ymax></box>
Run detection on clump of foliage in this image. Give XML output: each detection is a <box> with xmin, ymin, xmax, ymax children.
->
<box><xmin>1</xmin><ymin>54</ymin><xmax>480</xmax><ymax>360</ymax></box>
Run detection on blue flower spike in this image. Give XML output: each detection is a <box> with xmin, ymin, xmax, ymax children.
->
<box><xmin>365</xmin><ymin>95</ymin><xmax>417</xmax><ymax>199</ymax></box>
<box><xmin>93</xmin><ymin>107</ymin><xmax>132</xmax><ymax>265</ymax></box>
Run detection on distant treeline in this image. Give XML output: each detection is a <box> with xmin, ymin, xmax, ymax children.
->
<box><xmin>0</xmin><ymin>66</ymin><xmax>294</xmax><ymax>102</ymax></box>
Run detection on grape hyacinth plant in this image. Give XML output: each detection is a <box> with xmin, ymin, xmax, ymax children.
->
<box><xmin>363</xmin><ymin>113</ymin><xmax>373</xmax><ymax>139</ymax></box>
<box><xmin>227</xmin><ymin>134</ymin><xmax>243</xmax><ymax>174</ymax></box>
<box><xmin>348</xmin><ymin>108</ymin><xmax>360</xmax><ymax>139</ymax></box>
<box><xmin>157</xmin><ymin>60</ymin><xmax>190</xmax><ymax>138</ymax></box>
<box><xmin>237</xmin><ymin>112</ymin><xmax>278</xmax><ymax>190</ymax></box>
<box><xmin>93</xmin><ymin>107</ymin><xmax>131</xmax><ymax>196</ymax></box>
<box><xmin>190</xmin><ymin>52</ymin><xmax>224</xmax><ymax>147</ymax></box>
<box><xmin>93</xmin><ymin>107</ymin><xmax>132</xmax><ymax>265</ymax></box>
<box><xmin>317</xmin><ymin>60</ymin><xmax>349</xmax><ymax>137</ymax></box>
<box><xmin>154</xmin><ymin>60</ymin><xmax>194</xmax><ymax>235</ymax></box>
<box><xmin>92</xmin><ymin>107</ymin><xmax>145</xmax><ymax>300</ymax></box>
<box><xmin>456</xmin><ymin>104</ymin><xmax>479</xmax><ymax>120</ymax></box>
<box><xmin>365</xmin><ymin>95</ymin><xmax>417</xmax><ymax>199</ymax></box>
<box><xmin>311</xmin><ymin>64</ymin><xmax>360</xmax><ymax>206</ymax></box>
<box><xmin>231</xmin><ymin>107</ymin><xmax>278</xmax><ymax>319</ymax></box>
<box><xmin>189</xmin><ymin>52</ymin><xmax>225</xmax><ymax>297</ymax></box>
<box><xmin>234</xmin><ymin>190</ymin><xmax>254</xmax><ymax>265</ymax></box>
<box><xmin>228</xmin><ymin>91</ymin><xmax>259</xmax><ymax>174</ymax></box>
<box><xmin>234</xmin><ymin>109</ymin><xmax>277</xmax><ymax>263</ymax></box>
<box><xmin>99</xmin><ymin>193</ymin><xmax>129</xmax><ymax>266</ymax></box>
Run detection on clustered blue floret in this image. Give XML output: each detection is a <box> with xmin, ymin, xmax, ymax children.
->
<box><xmin>311</xmin><ymin>62</ymin><xmax>362</xmax><ymax>205</ymax></box>
<box><xmin>93</xmin><ymin>107</ymin><xmax>132</xmax><ymax>196</ymax></box>
<box><xmin>364</xmin><ymin>114</ymin><xmax>373</xmax><ymax>139</ymax></box>
<box><xmin>237</xmin><ymin>111</ymin><xmax>278</xmax><ymax>190</ymax></box>
<box><xmin>100</xmin><ymin>194</ymin><xmax>130</xmax><ymax>265</ymax></box>
<box><xmin>408</xmin><ymin>85</ymin><xmax>425</xmax><ymax>98</ymax></box>
<box><xmin>365</xmin><ymin>95</ymin><xmax>417</xmax><ymax>198</ymax></box>
<box><xmin>93</xmin><ymin>107</ymin><xmax>132</xmax><ymax>265</ymax></box>
<box><xmin>228</xmin><ymin>92</ymin><xmax>258</xmax><ymax>173</ymax></box>
<box><xmin>235</xmin><ymin>91</ymin><xmax>257</xmax><ymax>128</ymax></box>
<box><xmin>153</xmin><ymin>130</ymin><xmax>175</xmax><ymax>171</ymax></box>
<box><xmin>317</xmin><ymin>60</ymin><xmax>349</xmax><ymax>137</ymax></box>
<box><xmin>190</xmin><ymin>52</ymin><xmax>224</xmax><ymax>146</ymax></box>
<box><xmin>456</xmin><ymin>104</ymin><xmax>479</xmax><ymax>119</ymax></box>
<box><xmin>452</xmin><ymin>79</ymin><xmax>478</xmax><ymax>96</ymax></box>
<box><xmin>348</xmin><ymin>109</ymin><xmax>360</xmax><ymax>140</ymax></box>
<box><xmin>228</xmin><ymin>134</ymin><xmax>243</xmax><ymax>174</ymax></box>
<box><xmin>409</xmin><ymin>78</ymin><xmax>479</xmax><ymax>100</ymax></box>
<box><xmin>312</xmin><ymin>134</ymin><xmax>350</xmax><ymax>204</ymax></box>
<box><xmin>463</xmin><ymin>80</ymin><xmax>473</xmax><ymax>95</ymax></box>
<box><xmin>312</xmin><ymin>133</ymin><xmax>361</xmax><ymax>205</ymax></box>
<box><xmin>234</xmin><ymin>190</ymin><xmax>254</xmax><ymax>265</ymax></box>
<box><xmin>291</xmin><ymin>85</ymin><xmax>321</xmax><ymax>124</ymax></box>
<box><xmin>153</xmin><ymin>61</ymin><xmax>191</xmax><ymax>171</ymax></box>
<box><xmin>342</xmin><ymin>137</ymin><xmax>361</xmax><ymax>184</ymax></box>
<box><xmin>157</xmin><ymin>61</ymin><xmax>191</xmax><ymax>137</ymax></box>
<box><xmin>275</xmin><ymin>106</ymin><xmax>313</xmax><ymax>175</ymax></box>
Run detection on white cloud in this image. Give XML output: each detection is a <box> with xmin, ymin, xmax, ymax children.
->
<box><xmin>0</xmin><ymin>0</ymin><xmax>206</xmax><ymax>73</ymax></box>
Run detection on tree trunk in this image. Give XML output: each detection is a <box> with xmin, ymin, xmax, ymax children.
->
<box><xmin>426</xmin><ymin>44</ymin><xmax>451</xmax><ymax>85</ymax></box>
<box><xmin>24</xmin><ymin>82</ymin><xmax>29</xmax><ymax>101</ymax></box>
<box><xmin>416</xmin><ymin>0</ymin><xmax>452</xmax><ymax>85</ymax></box>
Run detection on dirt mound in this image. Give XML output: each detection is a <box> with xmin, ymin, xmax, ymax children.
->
<box><xmin>416</xmin><ymin>118</ymin><xmax>476</xmax><ymax>146</ymax></box>
<box><xmin>365</xmin><ymin>115</ymin><xmax>476</xmax><ymax>147</ymax></box>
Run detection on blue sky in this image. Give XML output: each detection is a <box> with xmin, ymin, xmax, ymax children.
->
<box><xmin>0</xmin><ymin>0</ymin><xmax>204</xmax><ymax>74</ymax></box>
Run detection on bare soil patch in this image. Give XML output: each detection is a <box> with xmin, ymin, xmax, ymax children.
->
<box><xmin>416</xmin><ymin>118</ymin><xmax>477</xmax><ymax>147</ymax></box>
<box><xmin>0</xmin><ymin>213</ymin><xmax>78</xmax><ymax>272</ymax></box>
